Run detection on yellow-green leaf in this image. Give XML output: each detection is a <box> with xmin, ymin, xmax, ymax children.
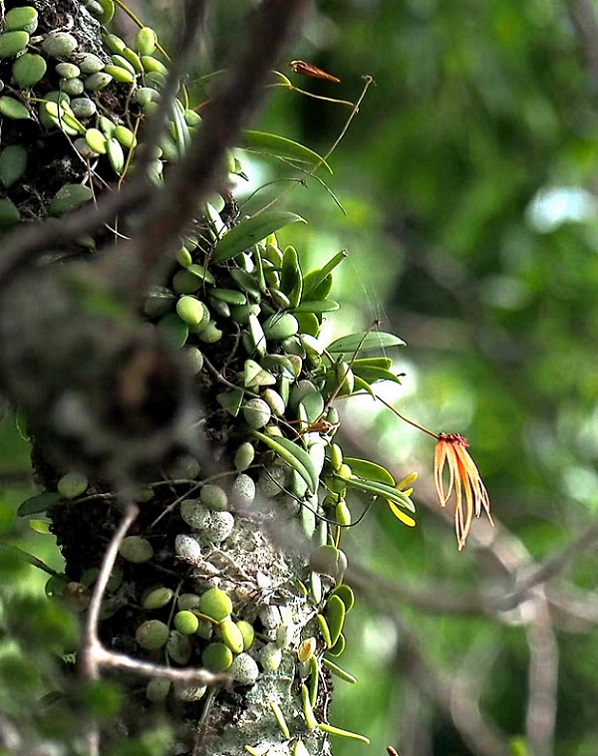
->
<box><xmin>387</xmin><ymin>499</ymin><xmax>416</xmax><ymax>527</ymax></box>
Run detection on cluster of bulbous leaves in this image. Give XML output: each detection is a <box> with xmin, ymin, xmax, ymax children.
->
<box><xmin>7</xmin><ymin>1</ymin><xmax>416</xmax><ymax>754</ymax></box>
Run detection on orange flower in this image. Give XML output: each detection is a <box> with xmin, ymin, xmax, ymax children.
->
<box><xmin>434</xmin><ymin>433</ymin><xmax>493</xmax><ymax>550</ymax></box>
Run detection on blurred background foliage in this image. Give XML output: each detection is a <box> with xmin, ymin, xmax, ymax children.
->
<box><xmin>2</xmin><ymin>0</ymin><xmax>598</xmax><ymax>754</ymax></box>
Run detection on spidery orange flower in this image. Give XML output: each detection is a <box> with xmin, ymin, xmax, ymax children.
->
<box><xmin>434</xmin><ymin>433</ymin><xmax>493</xmax><ymax>550</ymax></box>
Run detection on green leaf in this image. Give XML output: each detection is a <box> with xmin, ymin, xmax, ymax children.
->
<box><xmin>29</xmin><ymin>519</ymin><xmax>51</xmax><ymax>534</ymax></box>
<box><xmin>293</xmin><ymin>299</ymin><xmax>340</xmax><ymax>314</ymax></box>
<box><xmin>317</xmin><ymin>722</ymin><xmax>370</xmax><ymax>745</ymax></box>
<box><xmin>343</xmin><ymin>457</ymin><xmax>395</xmax><ymax>486</ymax></box>
<box><xmin>156</xmin><ymin>313</ymin><xmax>188</xmax><ymax>347</ymax></box>
<box><xmin>350</xmin><ymin>365</ymin><xmax>403</xmax><ymax>385</ymax></box>
<box><xmin>0</xmin><ymin>145</ymin><xmax>27</xmax><ymax>188</ymax></box>
<box><xmin>302</xmin><ymin>250</ymin><xmax>347</xmax><ymax>299</ymax></box>
<box><xmin>352</xmin><ymin>356</ymin><xmax>393</xmax><ymax>370</ymax></box>
<box><xmin>217</xmin><ymin>388</ymin><xmax>245</xmax><ymax>417</ymax></box>
<box><xmin>240</xmin><ymin>130</ymin><xmax>333</xmax><ymax>174</ymax></box>
<box><xmin>253</xmin><ymin>431</ymin><xmax>319</xmax><ymax>494</ymax></box>
<box><xmin>323</xmin><ymin>657</ymin><xmax>357</xmax><ymax>683</ymax></box>
<box><xmin>301</xmin><ymin>683</ymin><xmax>318</xmax><ymax>729</ymax></box>
<box><xmin>248</xmin><ymin>313</ymin><xmax>267</xmax><ymax>356</ymax></box>
<box><xmin>343</xmin><ymin>476</ymin><xmax>415</xmax><ymax>512</ymax></box>
<box><xmin>18</xmin><ymin>492</ymin><xmax>61</xmax><ymax>517</ymax></box>
<box><xmin>325</xmin><ymin>595</ymin><xmax>345</xmax><ymax>646</ymax></box>
<box><xmin>0</xmin><ymin>96</ymin><xmax>30</xmax><ymax>120</ymax></box>
<box><xmin>301</xmin><ymin>272</ymin><xmax>332</xmax><ymax>301</ymax></box>
<box><xmin>230</xmin><ymin>269</ymin><xmax>262</xmax><ymax>300</ymax></box>
<box><xmin>280</xmin><ymin>245</ymin><xmax>303</xmax><ymax>307</ymax></box>
<box><xmin>296</xmin><ymin>312</ymin><xmax>320</xmax><ymax>337</ymax></box>
<box><xmin>171</xmin><ymin>99</ymin><xmax>191</xmax><ymax>156</ymax></box>
<box><xmin>212</xmin><ymin>212</ymin><xmax>306</xmax><ymax>263</ymax></box>
<box><xmin>351</xmin><ymin>374</ymin><xmax>375</xmax><ymax>397</ymax></box>
<box><xmin>327</xmin><ymin>331</ymin><xmax>406</xmax><ymax>356</ymax></box>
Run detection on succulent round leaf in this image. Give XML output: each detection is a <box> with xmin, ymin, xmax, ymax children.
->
<box><xmin>173</xmin><ymin>610</ymin><xmax>199</xmax><ymax>636</ymax></box>
<box><xmin>180</xmin><ymin>499</ymin><xmax>211</xmax><ymax>529</ymax></box>
<box><xmin>146</xmin><ymin>678</ymin><xmax>171</xmax><ymax>702</ymax></box>
<box><xmin>5</xmin><ymin>7</ymin><xmax>38</xmax><ymax>34</ymax></box>
<box><xmin>174</xmin><ymin>533</ymin><xmax>202</xmax><ymax>564</ymax></box>
<box><xmin>135</xmin><ymin>27</ymin><xmax>158</xmax><ymax>56</ymax></box>
<box><xmin>12</xmin><ymin>53</ymin><xmax>47</xmax><ymax>87</ymax></box>
<box><xmin>234</xmin><ymin>441</ymin><xmax>255</xmax><ymax>472</ymax></box>
<box><xmin>118</xmin><ymin>536</ymin><xmax>154</xmax><ymax>563</ymax></box>
<box><xmin>166</xmin><ymin>630</ymin><xmax>192</xmax><ymax>665</ymax></box>
<box><xmin>242</xmin><ymin>398</ymin><xmax>271</xmax><ymax>429</ymax></box>
<box><xmin>198</xmin><ymin>587</ymin><xmax>232</xmax><ymax>621</ymax></box>
<box><xmin>0</xmin><ymin>145</ymin><xmax>27</xmax><ymax>189</ymax></box>
<box><xmin>202</xmin><ymin>642</ymin><xmax>233</xmax><ymax>672</ymax></box>
<box><xmin>135</xmin><ymin>620</ymin><xmax>169</xmax><ymax>650</ymax></box>
<box><xmin>142</xmin><ymin>586</ymin><xmax>174</xmax><ymax>610</ymax></box>
<box><xmin>0</xmin><ymin>31</ymin><xmax>30</xmax><ymax>58</ymax></box>
<box><xmin>176</xmin><ymin>296</ymin><xmax>204</xmax><ymax>326</ymax></box>
<box><xmin>42</xmin><ymin>32</ymin><xmax>78</xmax><ymax>58</ymax></box>
<box><xmin>205</xmin><ymin>511</ymin><xmax>234</xmax><ymax>543</ymax></box>
<box><xmin>70</xmin><ymin>98</ymin><xmax>97</xmax><ymax>119</ymax></box>
<box><xmin>220</xmin><ymin>619</ymin><xmax>244</xmax><ymax>654</ymax></box>
<box><xmin>200</xmin><ymin>484</ymin><xmax>228</xmax><ymax>512</ymax></box>
<box><xmin>57</xmin><ymin>471</ymin><xmax>88</xmax><ymax>499</ymax></box>
<box><xmin>235</xmin><ymin>620</ymin><xmax>255</xmax><ymax>650</ymax></box>
<box><xmin>231</xmin><ymin>473</ymin><xmax>256</xmax><ymax>508</ymax></box>
<box><xmin>0</xmin><ymin>198</ymin><xmax>21</xmax><ymax>226</ymax></box>
<box><xmin>0</xmin><ymin>96</ymin><xmax>30</xmax><ymax>120</ymax></box>
<box><xmin>49</xmin><ymin>184</ymin><xmax>93</xmax><ymax>215</ymax></box>
<box><xmin>259</xmin><ymin>642</ymin><xmax>282</xmax><ymax>672</ymax></box>
<box><xmin>230</xmin><ymin>653</ymin><xmax>259</xmax><ymax>684</ymax></box>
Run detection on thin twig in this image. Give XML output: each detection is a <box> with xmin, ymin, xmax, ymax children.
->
<box><xmin>80</xmin><ymin>503</ymin><xmax>139</xmax><ymax>681</ymax></box>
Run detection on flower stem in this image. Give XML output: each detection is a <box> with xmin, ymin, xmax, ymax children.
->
<box><xmin>374</xmin><ymin>394</ymin><xmax>439</xmax><ymax>440</ymax></box>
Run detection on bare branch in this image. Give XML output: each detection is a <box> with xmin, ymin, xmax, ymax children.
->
<box><xmin>80</xmin><ymin>502</ymin><xmax>139</xmax><ymax>680</ymax></box>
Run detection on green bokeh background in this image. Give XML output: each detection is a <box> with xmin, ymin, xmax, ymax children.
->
<box><xmin>2</xmin><ymin>1</ymin><xmax>598</xmax><ymax>754</ymax></box>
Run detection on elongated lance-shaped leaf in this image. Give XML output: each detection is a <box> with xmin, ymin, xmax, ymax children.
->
<box><xmin>387</xmin><ymin>498</ymin><xmax>416</xmax><ymax>527</ymax></box>
<box><xmin>351</xmin><ymin>365</ymin><xmax>403</xmax><ymax>385</ymax></box>
<box><xmin>212</xmin><ymin>211</ymin><xmax>305</xmax><ymax>263</ymax></box>
<box><xmin>343</xmin><ymin>457</ymin><xmax>395</xmax><ymax>486</ymax></box>
<box><xmin>253</xmin><ymin>431</ymin><xmax>319</xmax><ymax>494</ymax></box>
<box><xmin>322</xmin><ymin>657</ymin><xmax>357</xmax><ymax>684</ymax></box>
<box><xmin>351</xmin><ymin>374</ymin><xmax>375</xmax><ymax>397</ymax></box>
<box><xmin>240</xmin><ymin>130</ymin><xmax>333</xmax><ymax>174</ymax></box>
<box><xmin>352</xmin><ymin>356</ymin><xmax>394</xmax><ymax>370</ymax></box>
<box><xmin>343</xmin><ymin>475</ymin><xmax>416</xmax><ymax>512</ymax></box>
<box><xmin>327</xmin><ymin>331</ymin><xmax>406</xmax><ymax>356</ymax></box>
<box><xmin>293</xmin><ymin>299</ymin><xmax>340</xmax><ymax>314</ymax></box>
<box><xmin>18</xmin><ymin>492</ymin><xmax>61</xmax><ymax>517</ymax></box>
<box><xmin>269</xmin><ymin>701</ymin><xmax>290</xmax><ymax>739</ymax></box>
<box><xmin>317</xmin><ymin>723</ymin><xmax>370</xmax><ymax>745</ymax></box>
